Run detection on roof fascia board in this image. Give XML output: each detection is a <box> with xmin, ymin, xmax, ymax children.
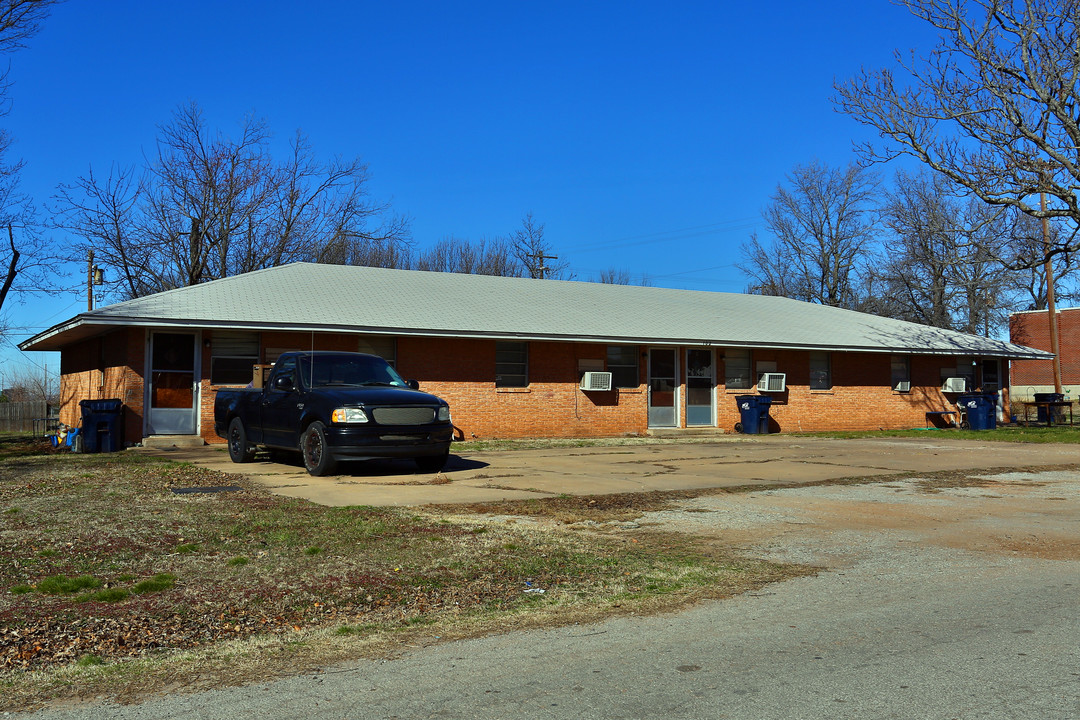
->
<box><xmin>21</xmin><ymin>316</ymin><xmax>1050</xmax><ymax>360</ymax></box>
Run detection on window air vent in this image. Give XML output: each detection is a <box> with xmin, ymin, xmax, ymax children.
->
<box><xmin>941</xmin><ymin>377</ymin><xmax>966</xmax><ymax>393</ymax></box>
<box><xmin>580</xmin><ymin>371</ymin><xmax>613</xmax><ymax>391</ymax></box>
<box><xmin>757</xmin><ymin>372</ymin><xmax>787</xmax><ymax>392</ymax></box>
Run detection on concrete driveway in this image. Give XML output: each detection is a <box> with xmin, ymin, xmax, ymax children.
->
<box><xmin>133</xmin><ymin>434</ymin><xmax>1080</xmax><ymax>506</ymax></box>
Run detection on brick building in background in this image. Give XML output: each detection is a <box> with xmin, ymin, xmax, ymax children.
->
<box><xmin>21</xmin><ymin>263</ymin><xmax>1049</xmax><ymax>446</ymax></box>
<box><xmin>1009</xmin><ymin>307</ymin><xmax>1080</xmax><ymax>401</ymax></box>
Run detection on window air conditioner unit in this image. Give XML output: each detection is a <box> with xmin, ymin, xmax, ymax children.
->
<box><xmin>580</xmin><ymin>371</ymin><xmax>613</xmax><ymax>391</ymax></box>
<box><xmin>757</xmin><ymin>372</ymin><xmax>786</xmax><ymax>392</ymax></box>
<box><xmin>941</xmin><ymin>377</ymin><xmax>966</xmax><ymax>393</ymax></box>
<box><xmin>894</xmin><ymin>381</ymin><xmax>911</xmax><ymax>392</ymax></box>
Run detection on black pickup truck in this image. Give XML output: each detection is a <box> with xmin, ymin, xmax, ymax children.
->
<box><xmin>214</xmin><ymin>351</ymin><xmax>453</xmax><ymax>476</ymax></box>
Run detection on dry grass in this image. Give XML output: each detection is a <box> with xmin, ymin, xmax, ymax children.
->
<box><xmin>0</xmin><ymin>436</ymin><xmax>802</xmax><ymax>710</ymax></box>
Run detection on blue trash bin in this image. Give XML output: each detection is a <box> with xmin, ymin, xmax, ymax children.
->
<box><xmin>958</xmin><ymin>393</ymin><xmax>996</xmax><ymax>431</ymax></box>
<box><xmin>79</xmin><ymin>399</ymin><xmax>124</xmax><ymax>453</ymax></box>
<box><xmin>735</xmin><ymin>395</ymin><xmax>772</xmax><ymax>434</ymax></box>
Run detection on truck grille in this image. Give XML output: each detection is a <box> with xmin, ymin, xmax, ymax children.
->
<box><xmin>371</xmin><ymin>407</ymin><xmax>435</xmax><ymax>425</ymax></box>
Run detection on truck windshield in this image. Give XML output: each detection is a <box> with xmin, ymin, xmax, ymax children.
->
<box><xmin>298</xmin><ymin>355</ymin><xmax>408</xmax><ymax>389</ymax></box>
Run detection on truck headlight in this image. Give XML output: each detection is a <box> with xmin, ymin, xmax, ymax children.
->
<box><xmin>331</xmin><ymin>407</ymin><xmax>369</xmax><ymax>424</ymax></box>
<box><xmin>437</xmin><ymin>406</ymin><xmax>451</xmax><ymax>422</ymax></box>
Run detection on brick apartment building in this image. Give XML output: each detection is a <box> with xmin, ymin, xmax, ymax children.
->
<box><xmin>20</xmin><ymin>263</ymin><xmax>1048</xmax><ymax>446</ymax></box>
<box><xmin>1009</xmin><ymin>307</ymin><xmax>1080</xmax><ymax>401</ymax></box>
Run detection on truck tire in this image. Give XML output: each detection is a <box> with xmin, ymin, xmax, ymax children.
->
<box><xmin>301</xmin><ymin>421</ymin><xmax>338</xmax><ymax>476</ymax></box>
<box><xmin>227</xmin><ymin>417</ymin><xmax>256</xmax><ymax>463</ymax></box>
<box><xmin>415</xmin><ymin>451</ymin><xmax>449</xmax><ymax>473</ymax></box>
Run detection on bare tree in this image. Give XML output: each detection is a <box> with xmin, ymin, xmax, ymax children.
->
<box><xmin>0</xmin><ymin>360</ymin><xmax>56</xmax><ymax>404</ymax></box>
<box><xmin>834</xmin><ymin>0</ymin><xmax>1080</xmax><ymax>268</ymax></box>
<box><xmin>596</xmin><ymin>268</ymin><xmax>632</xmax><ymax>285</ymax></box>
<box><xmin>0</xmin><ymin>0</ymin><xmax>60</xmax><ymax>53</ymax></box>
<box><xmin>415</xmin><ymin>236</ymin><xmax>522</xmax><ymax>276</ymax></box>
<box><xmin>739</xmin><ymin>160</ymin><xmax>879</xmax><ymax>308</ymax></box>
<box><xmin>0</xmin><ymin>0</ymin><xmax>63</xmax><ymax>327</ymax></box>
<box><xmin>1003</xmin><ymin>212</ymin><xmax>1080</xmax><ymax>309</ymax></box>
<box><xmin>53</xmin><ymin>102</ymin><xmax>411</xmax><ymax>299</ymax></box>
<box><xmin>511</xmin><ymin>213</ymin><xmax>570</xmax><ymax>279</ymax></box>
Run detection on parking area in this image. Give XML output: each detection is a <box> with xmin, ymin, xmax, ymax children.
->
<box><xmin>132</xmin><ymin>434</ymin><xmax>1080</xmax><ymax>506</ymax></box>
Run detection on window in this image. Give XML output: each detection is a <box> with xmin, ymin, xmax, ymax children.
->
<box><xmin>495</xmin><ymin>341</ymin><xmax>528</xmax><ymax>387</ymax></box>
<box><xmin>809</xmin><ymin>351</ymin><xmax>832</xmax><ymax>390</ymax></box>
<box><xmin>210</xmin><ymin>331</ymin><xmax>260</xmax><ymax>385</ymax></box>
<box><xmin>891</xmin><ymin>355</ymin><xmax>910</xmax><ymax>391</ymax></box>
<box><xmin>724</xmin><ymin>349</ymin><xmax>752</xmax><ymax>389</ymax></box>
<box><xmin>607</xmin><ymin>345</ymin><xmax>640</xmax><ymax>388</ymax></box>
<box><xmin>358</xmin><ymin>336</ymin><xmax>396</xmax><ymax>367</ymax></box>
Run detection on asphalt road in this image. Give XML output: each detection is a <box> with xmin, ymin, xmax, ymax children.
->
<box><xmin>24</xmin><ymin>466</ymin><xmax>1080</xmax><ymax>720</ymax></box>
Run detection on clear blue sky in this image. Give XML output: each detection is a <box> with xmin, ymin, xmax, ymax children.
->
<box><xmin>4</xmin><ymin>0</ymin><xmax>936</xmax><ymax>375</ymax></box>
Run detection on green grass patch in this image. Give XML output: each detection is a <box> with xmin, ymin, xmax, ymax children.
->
<box><xmin>76</xmin><ymin>655</ymin><xmax>104</xmax><ymax>667</ymax></box>
<box><xmin>131</xmin><ymin>573</ymin><xmax>176</xmax><ymax>594</ymax></box>
<box><xmin>810</xmin><ymin>426</ymin><xmax>1080</xmax><ymax>443</ymax></box>
<box><xmin>77</xmin><ymin>587</ymin><xmax>130</xmax><ymax>603</ymax></box>
<box><xmin>9</xmin><ymin>584</ymin><xmax>33</xmax><ymax>595</ymax></box>
<box><xmin>227</xmin><ymin>556</ymin><xmax>249</xmax><ymax>567</ymax></box>
<box><xmin>36</xmin><ymin>574</ymin><xmax>102</xmax><ymax>595</ymax></box>
<box><xmin>175</xmin><ymin>543</ymin><xmax>199</xmax><ymax>554</ymax></box>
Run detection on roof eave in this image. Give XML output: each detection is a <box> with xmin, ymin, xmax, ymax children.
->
<box><xmin>19</xmin><ymin>315</ymin><xmax>1052</xmax><ymax>360</ymax></box>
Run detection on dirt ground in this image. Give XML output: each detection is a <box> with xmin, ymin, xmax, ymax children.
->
<box><xmin>638</xmin><ymin>468</ymin><xmax>1080</xmax><ymax>567</ymax></box>
<box><xmin>137</xmin><ymin>434</ymin><xmax>1080</xmax><ymax>506</ymax></box>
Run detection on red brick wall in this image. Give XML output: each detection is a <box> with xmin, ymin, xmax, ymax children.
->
<box><xmin>396</xmin><ymin>337</ymin><xmax>648</xmax><ymax>439</ymax></box>
<box><xmin>1010</xmin><ymin>309</ymin><xmax>1080</xmax><ymax>389</ymax></box>
<box><xmin>58</xmin><ymin>328</ymin><xmax>145</xmax><ymax>444</ymax></box>
<box><xmin>714</xmin><ymin>350</ymin><xmax>968</xmax><ymax>432</ymax></box>
<box><xmin>59</xmin><ymin>327</ymin><xmax>1003</xmax><ymax>444</ymax></box>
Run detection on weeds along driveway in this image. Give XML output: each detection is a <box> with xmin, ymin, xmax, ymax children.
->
<box><xmin>136</xmin><ymin>435</ymin><xmax>1080</xmax><ymax>507</ymax></box>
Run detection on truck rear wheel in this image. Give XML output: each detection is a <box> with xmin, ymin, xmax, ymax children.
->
<box><xmin>301</xmin><ymin>421</ymin><xmax>338</xmax><ymax>476</ymax></box>
<box><xmin>227</xmin><ymin>418</ymin><xmax>256</xmax><ymax>463</ymax></box>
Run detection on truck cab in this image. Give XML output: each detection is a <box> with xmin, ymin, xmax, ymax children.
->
<box><xmin>214</xmin><ymin>352</ymin><xmax>453</xmax><ymax>476</ymax></box>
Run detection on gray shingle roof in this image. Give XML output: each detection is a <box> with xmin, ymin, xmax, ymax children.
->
<box><xmin>21</xmin><ymin>262</ymin><xmax>1049</xmax><ymax>358</ymax></box>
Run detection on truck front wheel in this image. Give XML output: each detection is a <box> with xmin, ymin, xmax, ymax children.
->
<box><xmin>227</xmin><ymin>418</ymin><xmax>256</xmax><ymax>463</ymax></box>
<box><xmin>301</xmin><ymin>421</ymin><xmax>338</xmax><ymax>476</ymax></box>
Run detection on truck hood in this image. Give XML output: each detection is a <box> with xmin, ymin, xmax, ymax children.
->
<box><xmin>312</xmin><ymin>385</ymin><xmax>446</xmax><ymax>407</ymax></box>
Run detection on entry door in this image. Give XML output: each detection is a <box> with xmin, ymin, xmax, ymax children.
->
<box><xmin>648</xmin><ymin>348</ymin><xmax>678</xmax><ymax>428</ymax></box>
<box><xmin>147</xmin><ymin>332</ymin><xmax>198</xmax><ymax>435</ymax></box>
<box><xmin>686</xmin><ymin>349</ymin><xmax>715</xmax><ymax>426</ymax></box>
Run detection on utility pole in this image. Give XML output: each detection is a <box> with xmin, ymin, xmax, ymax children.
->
<box><xmin>1040</xmin><ymin>188</ymin><xmax>1063</xmax><ymax>394</ymax></box>
<box><xmin>528</xmin><ymin>252</ymin><xmax>558</xmax><ymax>280</ymax></box>
<box><xmin>87</xmin><ymin>248</ymin><xmax>94</xmax><ymax>311</ymax></box>
<box><xmin>86</xmin><ymin>249</ymin><xmax>103</xmax><ymax>311</ymax></box>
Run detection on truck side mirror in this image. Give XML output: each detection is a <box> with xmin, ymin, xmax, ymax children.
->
<box><xmin>274</xmin><ymin>375</ymin><xmax>295</xmax><ymax>392</ymax></box>
<box><xmin>406</xmin><ymin>379</ymin><xmax>420</xmax><ymax>390</ymax></box>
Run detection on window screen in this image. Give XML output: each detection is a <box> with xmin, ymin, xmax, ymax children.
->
<box><xmin>724</xmin><ymin>349</ymin><xmax>752</xmax><ymax>389</ymax></box>
<box><xmin>210</xmin><ymin>331</ymin><xmax>259</xmax><ymax>385</ymax></box>
<box><xmin>607</xmin><ymin>345</ymin><xmax>639</xmax><ymax>388</ymax></box>
<box><xmin>358</xmin><ymin>336</ymin><xmax>397</xmax><ymax>367</ymax></box>
<box><xmin>809</xmin><ymin>351</ymin><xmax>832</xmax><ymax>390</ymax></box>
<box><xmin>495</xmin><ymin>341</ymin><xmax>528</xmax><ymax>387</ymax></box>
<box><xmin>891</xmin><ymin>355</ymin><xmax>910</xmax><ymax>390</ymax></box>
